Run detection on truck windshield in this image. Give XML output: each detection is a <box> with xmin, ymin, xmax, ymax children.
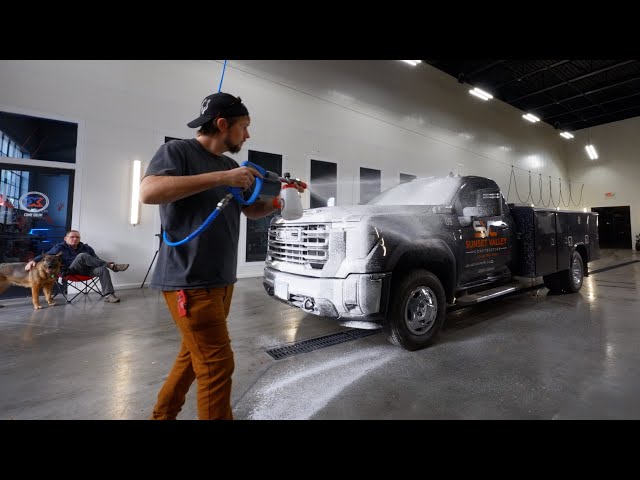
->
<box><xmin>366</xmin><ymin>177</ymin><xmax>461</xmax><ymax>206</ymax></box>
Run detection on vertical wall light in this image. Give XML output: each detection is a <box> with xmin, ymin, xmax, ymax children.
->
<box><xmin>130</xmin><ymin>160</ymin><xmax>141</xmax><ymax>225</ymax></box>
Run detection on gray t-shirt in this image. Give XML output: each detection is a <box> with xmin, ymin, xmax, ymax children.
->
<box><xmin>144</xmin><ymin>138</ymin><xmax>243</xmax><ymax>290</ymax></box>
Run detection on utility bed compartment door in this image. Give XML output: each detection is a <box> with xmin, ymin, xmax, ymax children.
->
<box><xmin>511</xmin><ymin>206</ymin><xmax>558</xmax><ymax>277</ymax></box>
<box><xmin>588</xmin><ymin>213</ymin><xmax>600</xmax><ymax>261</ymax></box>
<box><xmin>555</xmin><ymin>212</ymin><xmax>573</xmax><ymax>272</ymax></box>
<box><xmin>535</xmin><ymin>211</ymin><xmax>557</xmax><ymax>276</ymax></box>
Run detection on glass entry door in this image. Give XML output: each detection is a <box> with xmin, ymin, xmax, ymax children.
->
<box><xmin>0</xmin><ymin>163</ymin><xmax>74</xmax><ymax>300</ymax></box>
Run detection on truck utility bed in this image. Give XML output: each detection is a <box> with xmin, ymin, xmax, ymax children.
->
<box><xmin>510</xmin><ymin>206</ymin><xmax>600</xmax><ymax>278</ymax></box>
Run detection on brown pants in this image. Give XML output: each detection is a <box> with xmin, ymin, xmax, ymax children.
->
<box><xmin>151</xmin><ymin>285</ymin><xmax>235</xmax><ymax>420</ymax></box>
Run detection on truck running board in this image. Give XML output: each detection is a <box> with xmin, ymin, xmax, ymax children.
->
<box><xmin>455</xmin><ymin>281</ymin><xmax>523</xmax><ymax>306</ymax></box>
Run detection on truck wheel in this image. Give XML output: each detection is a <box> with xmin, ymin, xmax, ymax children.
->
<box><xmin>384</xmin><ymin>270</ymin><xmax>446</xmax><ymax>351</ymax></box>
<box><xmin>559</xmin><ymin>251</ymin><xmax>584</xmax><ymax>293</ymax></box>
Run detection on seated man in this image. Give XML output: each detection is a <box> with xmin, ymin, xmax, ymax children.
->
<box><xmin>26</xmin><ymin>229</ymin><xmax>129</xmax><ymax>303</ymax></box>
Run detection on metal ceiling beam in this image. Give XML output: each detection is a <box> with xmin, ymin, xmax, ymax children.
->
<box><xmin>544</xmin><ymin>63</ymin><xmax>612</xmax><ymax>129</ymax></box>
<box><xmin>529</xmin><ymin>75</ymin><xmax>640</xmax><ymax>111</ymax></box>
<box><xmin>495</xmin><ymin>60</ymin><xmax>570</xmax><ymax>89</ymax></box>
<box><xmin>461</xmin><ymin>60</ymin><xmax>505</xmax><ymax>82</ymax></box>
<box><xmin>544</xmin><ymin>90</ymin><xmax>640</xmax><ymax>121</ymax></box>
<box><xmin>563</xmin><ymin>103</ymin><xmax>640</xmax><ymax>125</ymax></box>
<box><xmin>505</xmin><ymin>60</ymin><xmax>637</xmax><ymax>103</ymax></box>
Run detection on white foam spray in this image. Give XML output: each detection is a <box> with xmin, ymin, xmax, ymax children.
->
<box><xmin>247</xmin><ymin>345</ymin><xmax>398</xmax><ymax>420</ymax></box>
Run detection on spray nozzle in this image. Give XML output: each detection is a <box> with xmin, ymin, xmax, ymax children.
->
<box><xmin>250</xmin><ymin>168</ymin><xmax>307</xmax><ymax>191</ymax></box>
<box><xmin>281</xmin><ymin>172</ymin><xmax>307</xmax><ymax>191</ymax></box>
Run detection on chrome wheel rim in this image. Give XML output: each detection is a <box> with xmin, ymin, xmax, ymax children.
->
<box><xmin>572</xmin><ymin>256</ymin><xmax>583</xmax><ymax>288</ymax></box>
<box><xmin>404</xmin><ymin>286</ymin><xmax>438</xmax><ymax>335</ymax></box>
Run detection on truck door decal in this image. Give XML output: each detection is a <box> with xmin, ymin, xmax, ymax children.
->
<box><xmin>464</xmin><ymin>219</ymin><xmax>510</xmax><ymax>268</ymax></box>
<box><xmin>472</xmin><ymin>219</ymin><xmax>500</xmax><ymax>238</ymax></box>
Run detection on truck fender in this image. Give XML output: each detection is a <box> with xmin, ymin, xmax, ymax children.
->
<box><xmin>386</xmin><ymin>238</ymin><xmax>457</xmax><ymax>303</ymax></box>
<box><xmin>572</xmin><ymin>243</ymin><xmax>589</xmax><ymax>273</ymax></box>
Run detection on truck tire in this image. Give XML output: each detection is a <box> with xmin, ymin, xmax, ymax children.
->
<box><xmin>543</xmin><ymin>251</ymin><xmax>584</xmax><ymax>294</ymax></box>
<box><xmin>558</xmin><ymin>251</ymin><xmax>584</xmax><ymax>293</ymax></box>
<box><xmin>384</xmin><ymin>270</ymin><xmax>446</xmax><ymax>351</ymax></box>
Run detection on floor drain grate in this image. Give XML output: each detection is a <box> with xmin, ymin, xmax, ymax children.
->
<box><xmin>265</xmin><ymin>328</ymin><xmax>381</xmax><ymax>360</ymax></box>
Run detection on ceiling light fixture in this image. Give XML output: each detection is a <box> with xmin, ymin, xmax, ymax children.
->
<box><xmin>560</xmin><ymin>131</ymin><xmax>574</xmax><ymax>139</ymax></box>
<box><xmin>400</xmin><ymin>60</ymin><xmax>422</xmax><ymax>66</ymax></box>
<box><xmin>523</xmin><ymin>113</ymin><xmax>540</xmax><ymax>123</ymax></box>
<box><xmin>469</xmin><ymin>87</ymin><xmax>493</xmax><ymax>101</ymax></box>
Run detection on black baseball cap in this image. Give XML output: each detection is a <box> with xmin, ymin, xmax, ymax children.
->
<box><xmin>187</xmin><ymin>92</ymin><xmax>250</xmax><ymax>128</ymax></box>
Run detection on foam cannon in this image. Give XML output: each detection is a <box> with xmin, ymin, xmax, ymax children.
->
<box><xmin>273</xmin><ymin>172</ymin><xmax>307</xmax><ymax>220</ymax></box>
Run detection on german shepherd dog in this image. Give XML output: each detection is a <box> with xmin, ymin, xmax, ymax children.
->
<box><xmin>0</xmin><ymin>253</ymin><xmax>63</xmax><ymax>309</ymax></box>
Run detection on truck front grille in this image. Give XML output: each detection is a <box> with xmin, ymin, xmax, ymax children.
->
<box><xmin>268</xmin><ymin>224</ymin><xmax>329</xmax><ymax>267</ymax></box>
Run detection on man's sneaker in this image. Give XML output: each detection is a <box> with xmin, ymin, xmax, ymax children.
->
<box><xmin>104</xmin><ymin>293</ymin><xmax>120</xmax><ymax>303</ymax></box>
<box><xmin>108</xmin><ymin>263</ymin><xmax>129</xmax><ymax>272</ymax></box>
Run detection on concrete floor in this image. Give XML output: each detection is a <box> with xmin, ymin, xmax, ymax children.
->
<box><xmin>1</xmin><ymin>248</ymin><xmax>639</xmax><ymax>420</ymax></box>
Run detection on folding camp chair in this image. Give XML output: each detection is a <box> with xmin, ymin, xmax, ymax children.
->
<box><xmin>55</xmin><ymin>274</ymin><xmax>103</xmax><ymax>303</ymax></box>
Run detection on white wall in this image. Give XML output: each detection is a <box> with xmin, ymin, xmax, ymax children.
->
<box><xmin>566</xmin><ymin>116</ymin><xmax>640</xmax><ymax>248</ymax></box>
<box><xmin>0</xmin><ymin>60</ymin><xmax>572</xmax><ymax>285</ymax></box>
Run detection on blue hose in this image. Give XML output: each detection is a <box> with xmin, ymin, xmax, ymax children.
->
<box><xmin>163</xmin><ymin>161</ymin><xmax>274</xmax><ymax>247</ymax></box>
<box><xmin>218</xmin><ymin>60</ymin><xmax>227</xmax><ymax>93</ymax></box>
<box><xmin>162</xmin><ymin>199</ymin><xmax>226</xmax><ymax>247</ymax></box>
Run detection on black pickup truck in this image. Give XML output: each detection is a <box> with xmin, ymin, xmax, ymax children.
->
<box><xmin>263</xmin><ymin>175</ymin><xmax>600</xmax><ymax>351</ymax></box>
